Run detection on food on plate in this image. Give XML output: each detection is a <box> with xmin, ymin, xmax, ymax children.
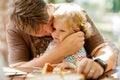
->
<box><xmin>33</xmin><ymin>63</ymin><xmax>85</xmax><ymax>80</ymax></box>
<box><xmin>42</xmin><ymin>63</ymin><xmax>54</xmax><ymax>73</ymax></box>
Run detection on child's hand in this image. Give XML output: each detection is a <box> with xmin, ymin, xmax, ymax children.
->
<box><xmin>56</xmin><ymin>62</ymin><xmax>69</xmax><ymax>70</ymax></box>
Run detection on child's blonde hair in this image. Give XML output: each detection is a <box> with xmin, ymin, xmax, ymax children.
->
<box><xmin>53</xmin><ymin>3</ymin><xmax>92</xmax><ymax>39</ymax></box>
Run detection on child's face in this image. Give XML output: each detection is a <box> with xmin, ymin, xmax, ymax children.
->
<box><xmin>52</xmin><ymin>18</ymin><xmax>74</xmax><ymax>43</ymax></box>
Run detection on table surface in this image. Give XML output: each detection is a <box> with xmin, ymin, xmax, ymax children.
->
<box><xmin>6</xmin><ymin>67</ymin><xmax>120</xmax><ymax>80</ymax></box>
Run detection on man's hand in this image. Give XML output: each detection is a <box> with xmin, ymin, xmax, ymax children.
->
<box><xmin>60</xmin><ymin>31</ymin><xmax>85</xmax><ymax>56</ymax></box>
<box><xmin>76</xmin><ymin>58</ymin><xmax>104</xmax><ymax>79</ymax></box>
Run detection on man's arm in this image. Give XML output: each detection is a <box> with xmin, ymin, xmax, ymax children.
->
<box><xmin>7</xmin><ymin>24</ymin><xmax>31</xmax><ymax>67</ymax></box>
<box><xmin>76</xmin><ymin>10</ymin><xmax>116</xmax><ymax>79</ymax></box>
<box><xmin>19</xmin><ymin>31</ymin><xmax>85</xmax><ymax>67</ymax></box>
<box><xmin>93</xmin><ymin>45</ymin><xmax>116</xmax><ymax>72</ymax></box>
<box><xmin>7</xmin><ymin>24</ymin><xmax>85</xmax><ymax>67</ymax></box>
<box><xmin>83</xmin><ymin>8</ymin><xmax>116</xmax><ymax>72</ymax></box>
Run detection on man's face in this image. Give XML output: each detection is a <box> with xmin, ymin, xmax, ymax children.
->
<box><xmin>33</xmin><ymin>23</ymin><xmax>53</xmax><ymax>37</ymax></box>
<box><xmin>32</xmin><ymin>5</ymin><xmax>54</xmax><ymax>37</ymax></box>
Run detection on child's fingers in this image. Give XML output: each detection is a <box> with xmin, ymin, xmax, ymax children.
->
<box><xmin>74</xmin><ymin>28</ymin><xmax>80</xmax><ymax>32</ymax></box>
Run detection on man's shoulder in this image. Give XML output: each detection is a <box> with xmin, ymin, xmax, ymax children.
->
<box><xmin>6</xmin><ymin>22</ymin><xmax>16</xmax><ymax>31</ymax></box>
<box><xmin>7</xmin><ymin>22</ymin><xmax>31</xmax><ymax>41</ymax></box>
<box><xmin>6</xmin><ymin>22</ymin><xmax>20</xmax><ymax>33</ymax></box>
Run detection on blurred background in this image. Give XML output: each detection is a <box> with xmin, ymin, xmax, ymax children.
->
<box><xmin>0</xmin><ymin>0</ymin><xmax>120</xmax><ymax>65</ymax></box>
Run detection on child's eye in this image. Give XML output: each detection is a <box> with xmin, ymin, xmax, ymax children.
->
<box><xmin>53</xmin><ymin>27</ymin><xmax>56</xmax><ymax>31</ymax></box>
<box><xmin>60</xmin><ymin>30</ymin><xmax>65</xmax><ymax>32</ymax></box>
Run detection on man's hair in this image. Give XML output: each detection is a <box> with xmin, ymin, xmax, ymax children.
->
<box><xmin>10</xmin><ymin>0</ymin><xmax>49</xmax><ymax>34</ymax></box>
<box><xmin>53</xmin><ymin>3</ymin><xmax>92</xmax><ymax>39</ymax></box>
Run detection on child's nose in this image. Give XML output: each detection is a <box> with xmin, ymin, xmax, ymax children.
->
<box><xmin>52</xmin><ymin>31</ymin><xmax>58</xmax><ymax>37</ymax></box>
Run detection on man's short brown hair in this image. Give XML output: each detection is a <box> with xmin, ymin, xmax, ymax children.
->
<box><xmin>10</xmin><ymin>0</ymin><xmax>49</xmax><ymax>34</ymax></box>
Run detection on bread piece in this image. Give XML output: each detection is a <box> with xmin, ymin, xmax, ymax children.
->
<box><xmin>43</xmin><ymin>63</ymin><xmax>54</xmax><ymax>73</ymax></box>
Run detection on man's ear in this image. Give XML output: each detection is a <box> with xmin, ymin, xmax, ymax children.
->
<box><xmin>48</xmin><ymin>16</ymin><xmax>54</xmax><ymax>27</ymax></box>
<box><xmin>47</xmin><ymin>4</ymin><xmax>55</xmax><ymax>26</ymax></box>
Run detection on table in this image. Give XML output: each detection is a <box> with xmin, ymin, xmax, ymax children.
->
<box><xmin>6</xmin><ymin>67</ymin><xmax>120</xmax><ymax>80</ymax></box>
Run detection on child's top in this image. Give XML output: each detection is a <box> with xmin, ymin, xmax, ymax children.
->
<box><xmin>45</xmin><ymin>41</ymin><xmax>86</xmax><ymax>68</ymax></box>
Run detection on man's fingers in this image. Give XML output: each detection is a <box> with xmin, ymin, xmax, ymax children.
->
<box><xmin>92</xmin><ymin>70</ymin><xmax>99</xmax><ymax>79</ymax></box>
<box><xmin>86</xmin><ymin>61</ymin><xmax>104</xmax><ymax>79</ymax></box>
<box><xmin>87</xmin><ymin>69</ymin><xmax>96</xmax><ymax>79</ymax></box>
<box><xmin>75</xmin><ymin>31</ymin><xmax>84</xmax><ymax>37</ymax></box>
<box><xmin>74</xmin><ymin>28</ymin><xmax>80</xmax><ymax>32</ymax></box>
<box><xmin>77</xmin><ymin>58</ymin><xmax>87</xmax><ymax>73</ymax></box>
<box><xmin>83</xmin><ymin>59</ymin><xmax>94</xmax><ymax>76</ymax></box>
